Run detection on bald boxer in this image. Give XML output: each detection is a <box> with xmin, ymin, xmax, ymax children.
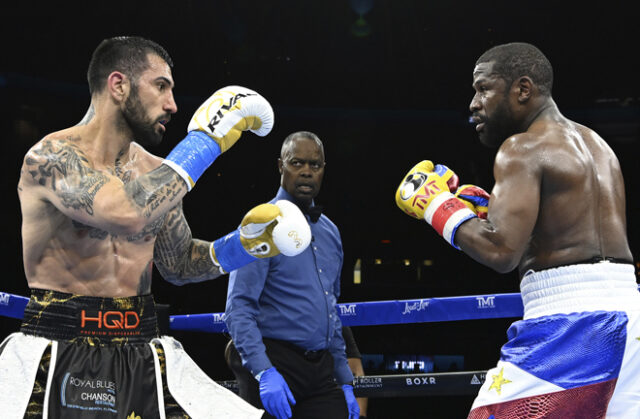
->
<box><xmin>395</xmin><ymin>42</ymin><xmax>638</xmax><ymax>418</ymax></box>
<box><xmin>1</xmin><ymin>36</ymin><xmax>311</xmax><ymax>418</ymax></box>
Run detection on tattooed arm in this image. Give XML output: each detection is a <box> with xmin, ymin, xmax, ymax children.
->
<box><xmin>153</xmin><ymin>202</ymin><xmax>223</xmax><ymax>284</ymax></box>
<box><xmin>22</xmin><ymin>137</ymin><xmax>188</xmax><ymax>235</ymax></box>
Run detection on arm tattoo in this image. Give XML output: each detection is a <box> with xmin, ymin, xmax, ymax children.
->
<box><xmin>26</xmin><ymin>139</ymin><xmax>107</xmax><ymax>215</ymax></box>
<box><xmin>124</xmin><ymin>165</ymin><xmax>187</xmax><ymax>219</ymax></box>
<box><xmin>126</xmin><ymin>216</ymin><xmax>166</xmax><ymax>242</ymax></box>
<box><xmin>154</xmin><ymin>203</ymin><xmax>222</xmax><ymax>284</ymax></box>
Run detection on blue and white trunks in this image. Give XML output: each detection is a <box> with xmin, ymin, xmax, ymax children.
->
<box><xmin>468</xmin><ymin>262</ymin><xmax>640</xmax><ymax>418</ymax></box>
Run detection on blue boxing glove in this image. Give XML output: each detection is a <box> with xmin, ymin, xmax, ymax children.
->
<box><xmin>259</xmin><ymin>367</ymin><xmax>296</xmax><ymax>419</ymax></box>
<box><xmin>342</xmin><ymin>384</ymin><xmax>360</xmax><ymax>419</ymax></box>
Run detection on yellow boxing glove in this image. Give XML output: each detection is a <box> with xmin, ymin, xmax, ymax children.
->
<box><xmin>395</xmin><ymin>160</ymin><xmax>476</xmax><ymax>249</ymax></box>
<box><xmin>395</xmin><ymin>160</ymin><xmax>459</xmax><ymax>219</ymax></box>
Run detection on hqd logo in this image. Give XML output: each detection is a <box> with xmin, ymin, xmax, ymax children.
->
<box><xmin>80</xmin><ymin>310</ymin><xmax>140</xmax><ymax>329</ymax></box>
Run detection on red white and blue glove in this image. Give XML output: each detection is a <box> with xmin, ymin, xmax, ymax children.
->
<box><xmin>342</xmin><ymin>384</ymin><xmax>360</xmax><ymax>419</ymax></box>
<box><xmin>259</xmin><ymin>367</ymin><xmax>296</xmax><ymax>419</ymax></box>
<box><xmin>395</xmin><ymin>160</ymin><xmax>477</xmax><ymax>249</ymax></box>
<box><xmin>454</xmin><ymin>184</ymin><xmax>490</xmax><ymax>219</ymax></box>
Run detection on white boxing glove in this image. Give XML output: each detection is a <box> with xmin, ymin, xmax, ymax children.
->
<box><xmin>210</xmin><ymin>200</ymin><xmax>311</xmax><ymax>273</ymax></box>
<box><xmin>272</xmin><ymin>200</ymin><xmax>312</xmax><ymax>257</ymax></box>
<box><xmin>163</xmin><ymin>86</ymin><xmax>274</xmax><ymax>190</ymax></box>
<box><xmin>188</xmin><ymin>85</ymin><xmax>274</xmax><ymax>153</ymax></box>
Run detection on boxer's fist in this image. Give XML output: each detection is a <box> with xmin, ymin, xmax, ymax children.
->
<box><xmin>455</xmin><ymin>184</ymin><xmax>489</xmax><ymax>219</ymax></box>
<box><xmin>395</xmin><ymin>160</ymin><xmax>476</xmax><ymax>249</ymax></box>
<box><xmin>211</xmin><ymin>200</ymin><xmax>311</xmax><ymax>273</ymax></box>
<box><xmin>188</xmin><ymin>85</ymin><xmax>274</xmax><ymax>153</ymax></box>
<box><xmin>239</xmin><ymin>200</ymin><xmax>311</xmax><ymax>258</ymax></box>
<box><xmin>237</xmin><ymin>203</ymin><xmax>282</xmax><ymax>258</ymax></box>
<box><xmin>163</xmin><ymin>86</ymin><xmax>274</xmax><ymax>190</ymax></box>
<box><xmin>395</xmin><ymin>160</ymin><xmax>459</xmax><ymax>220</ymax></box>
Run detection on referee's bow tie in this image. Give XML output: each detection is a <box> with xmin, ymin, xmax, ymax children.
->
<box><xmin>305</xmin><ymin>205</ymin><xmax>323</xmax><ymax>223</ymax></box>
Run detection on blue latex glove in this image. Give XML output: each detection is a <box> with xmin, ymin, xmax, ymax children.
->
<box><xmin>342</xmin><ymin>384</ymin><xmax>360</xmax><ymax>419</ymax></box>
<box><xmin>259</xmin><ymin>367</ymin><xmax>296</xmax><ymax>419</ymax></box>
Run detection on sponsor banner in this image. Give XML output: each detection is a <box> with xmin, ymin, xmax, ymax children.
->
<box><xmin>60</xmin><ymin>373</ymin><xmax>118</xmax><ymax>414</ymax></box>
<box><xmin>352</xmin><ymin>371</ymin><xmax>487</xmax><ymax>397</ymax></box>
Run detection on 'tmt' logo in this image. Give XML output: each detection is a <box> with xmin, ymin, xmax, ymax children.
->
<box><xmin>411</xmin><ymin>181</ymin><xmax>441</xmax><ymax>210</ymax></box>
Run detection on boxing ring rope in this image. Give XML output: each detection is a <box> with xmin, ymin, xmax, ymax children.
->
<box><xmin>0</xmin><ymin>291</ymin><xmax>514</xmax><ymax>397</ymax></box>
<box><xmin>3</xmin><ymin>288</ymin><xmax>639</xmax><ymax>397</ymax></box>
<box><xmin>0</xmin><ymin>291</ymin><xmax>526</xmax><ymax>329</ymax></box>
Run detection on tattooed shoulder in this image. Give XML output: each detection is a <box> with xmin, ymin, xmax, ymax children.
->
<box><xmin>24</xmin><ymin>137</ymin><xmax>108</xmax><ymax>216</ymax></box>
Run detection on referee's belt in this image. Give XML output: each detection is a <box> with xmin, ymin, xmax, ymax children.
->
<box><xmin>265</xmin><ymin>338</ymin><xmax>327</xmax><ymax>361</ymax></box>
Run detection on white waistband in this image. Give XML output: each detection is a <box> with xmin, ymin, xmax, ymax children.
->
<box><xmin>520</xmin><ymin>262</ymin><xmax>639</xmax><ymax>319</ymax></box>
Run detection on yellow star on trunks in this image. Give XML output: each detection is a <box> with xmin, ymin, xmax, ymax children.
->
<box><xmin>127</xmin><ymin>412</ymin><xmax>141</xmax><ymax>419</ymax></box>
<box><xmin>488</xmin><ymin>367</ymin><xmax>512</xmax><ymax>395</ymax></box>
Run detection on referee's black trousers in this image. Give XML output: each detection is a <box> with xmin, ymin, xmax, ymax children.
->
<box><xmin>226</xmin><ymin>338</ymin><xmax>348</xmax><ymax>419</ymax></box>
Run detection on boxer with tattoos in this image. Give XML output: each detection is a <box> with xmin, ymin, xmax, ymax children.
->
<box><xmin>2</xmin><ymin>36</ymin><xmax>309</xmax><ymax>418</ymax></box>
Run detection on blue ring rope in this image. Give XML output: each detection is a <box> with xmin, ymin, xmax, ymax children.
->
<box><xmin>3</xmin><ymin>288</ymin><xmax>638</xmax><ymax>334</ymax></box>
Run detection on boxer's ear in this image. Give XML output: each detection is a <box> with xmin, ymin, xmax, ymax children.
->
<box><xmin>515</xmin><ymin>76</ymin><xmax>533</xmax><ymax>103</ymax></box>
<box><xmin>107</xmin><ymin>71</ymin><xmax>128</xmax><ymax>102</ymax></box>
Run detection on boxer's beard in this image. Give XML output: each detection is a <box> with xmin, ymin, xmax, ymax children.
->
<box><xmin>479</xmin><ymin>97</ymin><xmax>519</xmax><ymax>148</ymax></box>
<box><xmin>123</xmin><ymin>85</ymin><xmax>163</xmax><ymax>147</ymax></box>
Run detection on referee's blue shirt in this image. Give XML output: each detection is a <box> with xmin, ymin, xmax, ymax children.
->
<box><xmin>225</xmin><ymin>187</ymin><xmax>353</xmax><ymax>384</ymax></box>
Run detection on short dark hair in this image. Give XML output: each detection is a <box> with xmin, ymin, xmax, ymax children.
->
<box><xmin>280</xmin><ymin>131</ymin><xmax>325</xmax><ymax>160</ymax></box>
<box><xmin>476</xmin><ymin>42</ymin><xmax>553</xmax><ymax>96</ymax></box>
<box><xmin>87</xmin><ymin>36</ymin><xmax>173</xmax><ymax>95</ymax></box>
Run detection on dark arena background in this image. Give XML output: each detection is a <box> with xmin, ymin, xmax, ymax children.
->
<box><xmin>1</xmin><ymin>2</ymin><xmax>639</xmax><ymax>418</ymax></box>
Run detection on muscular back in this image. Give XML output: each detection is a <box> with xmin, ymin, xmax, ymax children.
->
<box><xmin>18</xmin><ymin>128</ymin><xmax>174</xmax><ymax>296</ymax></box>
<box><xmin>519</xmin><ymin>120</ymin><xmax>632</xmax><ymax>272</ymax></box>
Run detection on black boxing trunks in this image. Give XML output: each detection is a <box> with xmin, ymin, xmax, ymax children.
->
<box><xmin>0</xmin><ymin>289</ymin><xmax>263</xmax><ymax>419</ymax></box>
